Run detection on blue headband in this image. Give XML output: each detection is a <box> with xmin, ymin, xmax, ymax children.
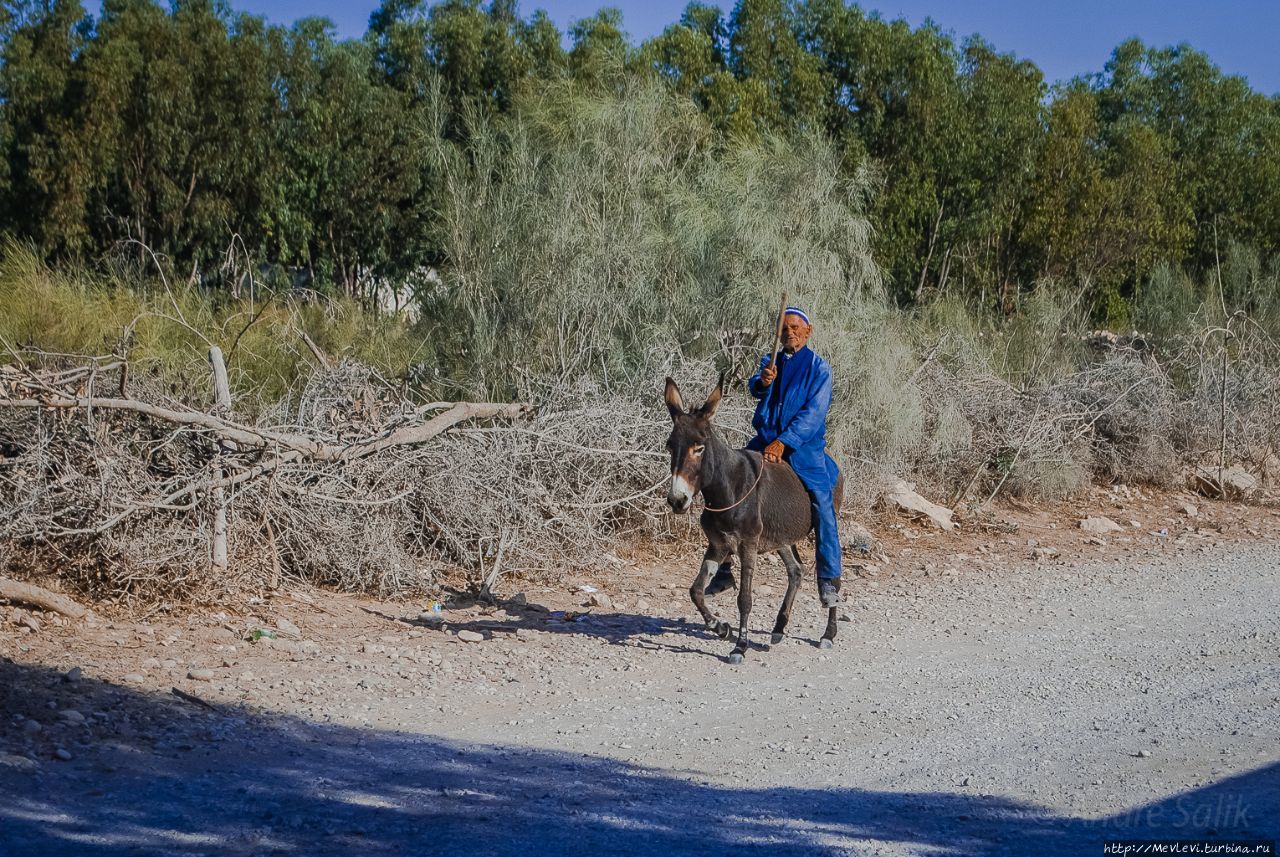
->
<box><xmin>784</xmin><ymin>306</ymin><xmax>811</xmax><ymax>325</ymax></box>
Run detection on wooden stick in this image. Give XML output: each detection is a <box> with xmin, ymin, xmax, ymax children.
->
<box><xmin>770</xmin><ymin>291</ymin><xmax>789</xmax><ymax>369</ymax></box>
<box><xmin>264</xmin><ymin>516</ymin><xmax>281</xmax><ymax>591</ymax></box>
<box><xmin>171</xmin><ymin>687</ymin><xmax>218</xmax><ymax>711</ymax></box>
<box><xmin>0</xmin><ymin>577</ymin><xmax>89</xmax><ymax>619</ymax></box>
<box><xmin>208</xmin><ymin>346</ymin><xmax>232</xmax><ymax>575</ymax></box>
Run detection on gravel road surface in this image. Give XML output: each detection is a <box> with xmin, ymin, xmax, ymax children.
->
<box><xmin>2</xmin><ymin>540</ymin><xmax>1278</xmax><ymax>855</ymax></box>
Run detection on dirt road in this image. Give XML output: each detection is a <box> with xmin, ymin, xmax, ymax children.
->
<box><xmin>2</xmin><ymin>519</ymin><xmax>1279</xmax><ymax>855</ymax></box>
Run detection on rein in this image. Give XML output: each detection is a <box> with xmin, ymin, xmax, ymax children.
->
<box><xmin>701</xmin><ymin>454</ymin><xmax>766</xmax><ymax>513</ymax></box>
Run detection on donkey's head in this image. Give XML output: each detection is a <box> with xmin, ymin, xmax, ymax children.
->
<box><xmin>663</xmin><ymin>374</ymin><xmax>724</xmax><ymax>513</ymax></box>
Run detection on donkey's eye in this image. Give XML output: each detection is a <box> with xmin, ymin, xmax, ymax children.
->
<box><xmin>690</xmin><ymin>444</ymin><xmax>706</xmax><ymax>457</ymax></box>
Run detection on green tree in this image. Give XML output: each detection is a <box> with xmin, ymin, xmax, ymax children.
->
<box><xmin>0</xmin><ymin>0</ymin><xmax>93</xmax><ymax>256</ymax></box>
<box><xmin>640</xmin><ymin>3</ymin><xmax>763</xmax><ymax>136</ymax></box>
<box><xmin>1095</xmin><ymin>39</ymin><xmax>1279</xmax><ymax>266</ymax></box>
<box><xmin>728</xmin><ymin>0</ymin><xmax>828</xmax><ymax>132</ymax></box>
<box><xmin>272</xmin><ymin>18</ymin><xmax>435</xmax><ymax>297</ymax></box>
<box><xmin>568</xmin><ymin>7</ymin><xmax>629</xmax><ymax>88</ymax></box>
<box><xmin>1024</xmin><ymin>82</ymin><xmax>1192</xmax><ymax>312</ymax></box>
<box><xmin>521</xmin><ymin>10</ymin><xmax>566</xmax><ymax>80</ymax></box>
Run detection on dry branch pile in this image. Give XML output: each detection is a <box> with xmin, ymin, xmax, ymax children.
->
<box><xmin>908</xmin><ymin>320</ymin><xmax>1280</xmax><ymax>504</ymax></box>
<box><xmin>0</xmin><ymin>354</ymin><xmax>680</xmax><ymax>608</ymax></box>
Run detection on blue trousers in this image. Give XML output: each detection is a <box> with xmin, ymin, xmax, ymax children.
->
<box><xmin>802</xmin><ymin>480</ymin><xmax>842</xmax><ymax>580</ymax></box>
<box><xmin>747</xmin><ymin>441</ymin><xmax>842</xmax><ymax>580</ymax></box>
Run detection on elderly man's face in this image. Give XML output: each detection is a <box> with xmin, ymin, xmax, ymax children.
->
<box><xmin>780</xmin><ymin>313</ymin><xmax>812</xmax><ymax>353</ymax></box>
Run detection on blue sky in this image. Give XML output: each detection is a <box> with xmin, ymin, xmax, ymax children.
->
<box><xmin>102</xmin><ymin>1</ymin><xmax>1280</xmax><ymax>94</ymax></box>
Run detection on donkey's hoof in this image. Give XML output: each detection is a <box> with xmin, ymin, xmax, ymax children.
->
<box><xmin>770</xmin><ymin>632</ymin><xmax>785</xmax><ymax>645</ymax></box>
<box><xmin>716</xmin><ymin>622</ymin><xmax>732</xmax><ymax>640</ymax></box>
<box><xmin>727</xmin><ymin>652</ymin><xmax>744</xmax><ymax>665</ymax></box>
<box><xmin>818</xmin><ymin>638</ymin><xmax>834</xmax><ymax>650</ymax></box>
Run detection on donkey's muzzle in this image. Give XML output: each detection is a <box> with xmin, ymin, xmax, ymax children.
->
<box><xmin>667</xmin><ymin>474</ymin><xmax>694</xmax><ymax>513</ymax></box>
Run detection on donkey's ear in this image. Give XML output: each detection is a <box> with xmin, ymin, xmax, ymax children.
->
<box><xmin>698</xmin><ymin>372</ymin><xmax>725</xmax><ymax>420</ymax></box>
<box><xmin>664</xmin><ymin>376</ymin><xmax>685</xmax><ymax>420</ymax></box>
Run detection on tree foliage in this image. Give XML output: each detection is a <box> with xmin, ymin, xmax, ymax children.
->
<box><xmin>0</xmin><ymin>0</ymin><xmax>1276</xmax><ymax>318</ymax></box>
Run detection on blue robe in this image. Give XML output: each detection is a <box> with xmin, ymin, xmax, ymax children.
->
<box><xmin>747</xmin><ymin>346</ymin><xmax>842</xmax><ymax>579</ymax></box>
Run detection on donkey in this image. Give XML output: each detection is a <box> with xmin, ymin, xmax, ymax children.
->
<box><xmin>664</xmin><ymin>374</ymin><xmax>844</xmax><ymax>663</ymax></box>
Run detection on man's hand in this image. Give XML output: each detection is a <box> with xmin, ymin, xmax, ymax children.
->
<box><xmin>763</xmin><ymin>439</ymin><xmax>785</xmax><ymax>463</ymax></box>
<box><xmin>759</xmin><ymin>361</ymin><xmax>778</xmax><ymax>387</ymax></box>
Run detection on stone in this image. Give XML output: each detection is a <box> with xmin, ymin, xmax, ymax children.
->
<box><xmin>187</xmin><ymin>669</ymin><xmax>215</xmax><ymax>682</ymax></box>
<box><xmin>841</xmin><ymin>521</ymin><xmax>877</xmax><ymax>553</ymax></box>
<box><xmin>1080</xmin><ymin>516</ymin><xmax>1123</xmax><ymax>535</ymax></box>
<box><xmin>63</xmin><ymin>667</ymin><xmax>82</xmax><ymax>683</ymax></box>
<box><xmin>0</xmin><ymin>753</ymin><xmax>38</xmax><ymax>772</ymax></box>
<box><xmin>22</xmin><ymin>719</ymin><xmax>41</xmax><ymax>735</ymax></box>
<box><xmin>587</xmin><ymin>593</ymin><xmax>613</xmax><ymax>609</ymax></box>
<box><xmin>58</xmin><ymin>709</ymin><xmax>85</xmax><ymax>725</ymax></box>
<box><xmin>122</xmin><ymin>673</ymin><xmax>146</xmax><ymax>683</ymax></box>
<box><xmin>275</xmin><ymin>617</ymin><xmax>302</xmax><ymax>639</ymax></box>
<box><xmin>880</xmin><ymin>480</ymin><xmax>955</xmax><ymax>531</ymax></box>
<box><xmin>141</xmin><ymin>658</ymin><xmax>161</xmax><ymax>670</ymax></box>
<box><xmin>18</xmin><ymin>614</ymin><xmax>41</xmax><ymax>633</ymax></box>
<box><xmin>1032</xmin><ymin>547</ymin><xmax>1060</xmax><ymax>561</ymax></box>
<box><xmin>1189</xmin><ymin>464</ymin><xmax>1259</xmax><ymax>499</ymax></box>
<box><xmin>54</xmin><ymin>748</ymin><xmax>73</xmax><ymax>762</ymax></box>
<box><xmin>1180</xmin><ymin>503</ymin><xmax>1199</xmax><ymax>517</ymax></box>
<box><xmin>456</xmin><ymin>630</ymin><xmax>485</xmax><ymax>643</ymax></box>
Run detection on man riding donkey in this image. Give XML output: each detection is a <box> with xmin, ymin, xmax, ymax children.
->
<box><xmin>703</xmin><ymin>306</ymin><xmax>844</xmax><ymax>608</ymax></box>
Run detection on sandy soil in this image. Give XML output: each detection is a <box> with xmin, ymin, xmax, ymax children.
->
<box><xmin>2</xmin><ymin>486</ymin><xmax>1279</xmax><ymax>855</ymax></box>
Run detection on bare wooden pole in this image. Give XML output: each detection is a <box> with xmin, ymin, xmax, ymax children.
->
<box><xmin>209</xmin><ymin>345</ymin><xmax>232</xmax><ymax>413</ymax></box>
<box><xmin>769</xmin><ymin>291</ymin><xmax>789</xmax><ymax>369</ymax></box>
<box><xmin>264</xmin><ymin>517</ymin><xmax>281</xmax><ymax>591</ymax></box>
<box><xmin>208</xmin><ymin>346</ymin><xmax>231</xmax><ymax>575</ymax></box>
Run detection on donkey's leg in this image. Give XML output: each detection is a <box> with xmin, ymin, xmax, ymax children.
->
<box><xmin>771</xmin><ymin>545</ymin><xmax>803</xmax><ymax>645</ymax></box>
<box><xmin>820</xmin><ymin>606</ymin><xmax>839</xmax><ymax>648</ymax></box>
<box><xmin>689</xmin><ymin>545</ymin><xmax>732</xmax><ymax>640</ymax></box>
<box><xmin>728</xmin><ymin>543</ymin><xmax>756</xmax><ymax>664</ymax></box>
<box><xmin>819</xmin><ymin>568</ymin><xmax>841</xmax><ymax>649</ymax></box>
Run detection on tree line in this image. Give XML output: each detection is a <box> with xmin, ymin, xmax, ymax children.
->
<box><xmin>2</xmin><ymin>0</ymin><xmax>1277</xmax><ymax>316</ymax></box>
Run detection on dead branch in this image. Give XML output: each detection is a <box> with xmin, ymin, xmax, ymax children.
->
<box><xmin>171</xmin><ymin>687</ymin><xmax>218</xmax><ymax>710</ymax></box>
<box><xmin>0</xmin><ymin>576</ymin><xmax>89</xmax><ymax>619</ymax></box>
<box><xmin>297</xmin><ymin>325</ymin><xmax>333</xmax><ymax>370</ymax></box>
<box><xmin>1</xmin><ymin>394</ymin><xmax>528</xmax><ymax>463</ymax></box>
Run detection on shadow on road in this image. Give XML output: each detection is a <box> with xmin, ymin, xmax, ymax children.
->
<box><xmin>1</xmin><ymin>659</ymin><xmax>1275</xmax><ymax>856</ymax></box>
<box><xmin>394</xmin><ymin>589</ymin><xmax>838</xmax><ymax>657</ymax></box>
